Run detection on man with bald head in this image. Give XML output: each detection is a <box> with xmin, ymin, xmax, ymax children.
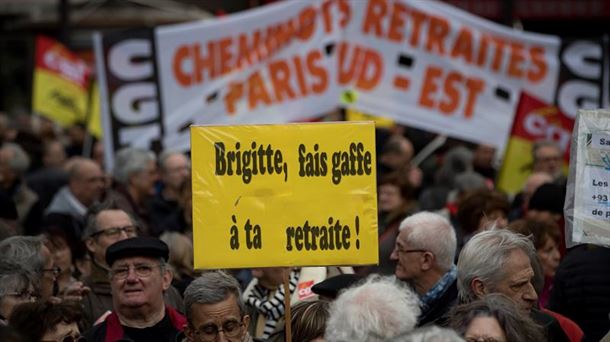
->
<box><xmin>46</xmin><ymin>157</ymin><xmax>106</xmax><ymax>225</ymax></box>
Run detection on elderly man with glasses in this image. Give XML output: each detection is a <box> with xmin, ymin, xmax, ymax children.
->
<box><xmin>85</xmin><ymin>237</ymin><xmax>186</xmax><ymax>342</ymax></box>
<box><xmin>180</xmin><ymin>271</ymin><xmax>253</xmax><ymax>342</ymax></box>
<box><xmin>390</xmin><ymin>211</ymin><xmax>458</xmax><ymax>327</ymax></box>
<box><xmin>0</xmin><ymin>235</ymin><xmax>60</xmax><ymax>301</ymax></box>
<box><xmin>81</xmin><ymin>200</ymin><xmax>183</xmax><ymax>329</ymax></box>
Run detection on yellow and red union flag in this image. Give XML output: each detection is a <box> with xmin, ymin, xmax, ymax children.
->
<box><xmin>32</xmin><ymin>36</ymin><xmax>91</xmax><ymax>127</ymax></box>
<box><xmin>498</xmin><ymin>93</ymin><xmax>574</xmax><ymax>195</ymax></box>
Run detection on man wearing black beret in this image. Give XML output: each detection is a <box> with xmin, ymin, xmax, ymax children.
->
<box><xmin>85</xmin><ymin>237</ymin><xmax>187</xmax><ymax>342</ymax></box>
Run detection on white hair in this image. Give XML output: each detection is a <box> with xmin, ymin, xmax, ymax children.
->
<box><xmin>1</xmin><ymin>142</ymin><xmax>30</xmax><ymax>174</ymax></box>
<box><xmin>399</xmin><ymin>212</ymin><xmax>457</xmax><ymax>271</ymax></box>
<box><xmin>457</xmin><ymin>229</ymin><xmax>536</xmax><ymax>303</ymax></box>
<box><xmin>112</xmin><ymin>147</ymin><xmax>156</xmax><ymax>185</ymax></box>
<box><xmin>325</xmin><ymin>275</ymin><xmax>420</xmax><ymax>342</ymax></box>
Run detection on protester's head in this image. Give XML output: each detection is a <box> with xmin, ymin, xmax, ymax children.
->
<box><xmin>291</xmin><ymin>300</ymin><xmax>330</xmax><ymax>342</ymax></box>
<box><xmin>159</xmin><ymin>151</ymin><xmax>190</xmax><ymax>192</ymax></box>
<box><xmin>380</xmin><ymin>134</ymin><xmax>414</xmax><ymax>170</ymax></box>
<box><xmin>0</xmin><ymin>143</ymin><xmax>30</xmax><ymax>189</ymax></box>
<box><xmin>0</xmin><ymin>235</ymin><xmax>57</xmax><ymax>300</ymax></box>
<box><xmin>9</xmin><ymin>300</ymin><xmax>83</xmax><ymax>342</ymax></box>
<box><xmin>507</xmin><ymin>218</ymin><xmax>561</xmax><ymax>278</ymax></box>
<box><xmin>42</xmin><ymin>139</ymin><xmax>66</xmax><ymax>169</ymax></box>
<box><xmin>521</xmin><ymin>172</ymin><xmax>553</xmax><ymax>209</ymax></box>
<box><xmin>472</xmin><ymin>144</ymin><xmax>495</xmax><ymax>170</ymax></box>
<box><xmin>67</xmin><ymin>158</ymin><xmax>105</xmax><ymax>207</ymax></box>
<box><xmin>251</xmin><ymin>267</ymin><xmax>290</xmax><ymax>290</ymax></box>
<box><xmin>435</xmin><ymin>146</ymin><xmax>473</xmax><ymax>187</ymax></box>
<box><xmin>377</xmin><ymin>172</ymin><xmax>415</xmax><ymax>214</ymax></box>
<box><xmin>390</xmin><ymin>211</ymin><xmax>456</xmax><ymax>295</ymax></box>
<box><xmin>83</xmin><ymin>200</ymin><xmax>138</xmax><ymax>267</ymax></box>
<box><xmin>457</xmin><ymin>230</ymin><xmax>538</xmax><ymax>312</ymax></box>
<box><xmin>184</xmin><ymin>271</ymin><xmax>250</xmax><ymax>342</ymax></box>
<box><xmin>532</xmin><ymin>140</ymin><xmax>562</xmax><ymax>178</ymax></box>
<box><xmin>527</xmin><ymin>183</ymin><xmax>566</xmax><ymax>223</ymax></box>
<box><xmin>159</xmin><ymin>232</ymin><xmax>194</xmax><ymax>281</ymax></box>
<box><xmin>113</xmin><ymin>147</ymin><xmax>158</xmax><ymax>198</ymax></box>
<box><xmin>107</xmin><ymin>237</ymin><xmax>172</xmax><ymax>315</ymax></box>
<box><xmin>404</xmin><ymin>325</ymin><xmax>465</xmax><ymax>342</ymax></box>
<box><xmin>0</xmin><ymin>261</ymin><xmax>36</xmax><ymax>320</ymax></box>
<box><xmin>67</xmin><ymin>123</ymin><xmax>86</xmax><ymax>147</ymax></box>
<box><xmin>324</xmin><ymin>275</ymin><xmax>420</xmax><ymax>342</ymax></box>
<box><xmin>450</xmin><ymin>293</ymin><xmax>545</xmax><ymax>342</ymax></box>
<box><xmin>456</xmin><ymin>189</ymin><xmax>510</xmax><ymax>233</ymax></box>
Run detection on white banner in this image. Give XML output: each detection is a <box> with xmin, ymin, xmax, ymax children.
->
<box><xmin>96</xmin><ymin>0</ymin><xmax>572</xmax><ymax>170</ymax></box>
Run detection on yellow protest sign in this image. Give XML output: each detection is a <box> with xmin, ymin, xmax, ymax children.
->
<box><xmin>191</xmin><ymin>122</ymin><xmax>378</xmax><ymax>269</ymax></box>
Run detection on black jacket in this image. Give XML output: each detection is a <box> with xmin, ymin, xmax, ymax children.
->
<box><xmin>549</xmin><ymin>244</ymin><xmax>610</xmax><ymax>342</ymax></box>
<box><xmin>417</xmin><ymin>279</ymin><xmax>458</xmax><ymax>327</ymax></box>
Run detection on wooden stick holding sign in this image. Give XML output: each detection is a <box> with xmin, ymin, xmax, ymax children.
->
<box><xmin>284</xmin><ymin>271</ymin><xmax>292</xmax><ymax>342</ymax></box>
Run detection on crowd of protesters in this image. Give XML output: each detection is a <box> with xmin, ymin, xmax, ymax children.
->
<box><xmin>0</xmin><ymin>112</ymin><xmax>609</xmax><ymax>342</ymax></box>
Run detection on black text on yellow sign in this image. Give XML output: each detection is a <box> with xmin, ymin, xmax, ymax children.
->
<box><xmin>191</xmin><ymin>122</ymin><xmax>378</xmax><ymax>269</ymax></box>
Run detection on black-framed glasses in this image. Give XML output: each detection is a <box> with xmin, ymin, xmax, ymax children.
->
<box><xmin>110</xmin><ymin>264</ymin><xmax>162</xmax><ymax>280</ymax></box>
<box><xmin>395</xmin><ymin>247</ymin><xmax>428</xmax><ymax>254</ymax></box>
<box><xmin>90</xmin><ymin>225</ymin><xmax>138</xmax><ymax>239</ymax></box>
<box><xmin>192</xmin><ymin>319</ymin><xmax>245</xmax><ymax>341</ymax></box>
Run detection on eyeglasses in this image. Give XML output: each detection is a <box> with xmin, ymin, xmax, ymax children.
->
<box><xmin>43</xmin><ymin>266</ymin><xmax>62</xmax><ymax>277</ymax></box>
<box><xmin>466</xmin><ymin>337</ymin><xmax>504</xmax><ymax>342</ymax></box>
<box><xmin>110</xmin><ymin>264</ymin><xmax>162</xmax><ymax>279</ymax></box>
<box><xmin>395</xmin><ymin>247</ymin><xmax>428</xmax><ymax>254</ymax></box>
<box><xmin>4</xmin><ymin>289</ymin><xmax>38</xmax><ymax>301</ymax></box>
<box><xmin>42</xmin><ymin>335</ymin><xmax>86</xmax><ymax>342</ymax></box>
<box><xmin>90</xmin><ymin>225</ymin><xmax>138</xmax><ymax>239</ymax></box>
<box><xmin>192</xmin><ymin>319</ymin><xmax>244</xmax><ymax>341</ymax></box>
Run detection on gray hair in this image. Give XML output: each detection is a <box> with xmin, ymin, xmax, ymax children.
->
<box><xmin>449</xmin><ymin>293</ymin><xmax>545</xmax><ymax>342</ymax></box>
<box><xmin>0</xmin><ymin>261</ymin><xmax>35</xmax><ymax>298</ymax></box>
<box><xmin>158</xmin><ymin>150</ymin><xmax>190</xmax><ymax>173</ymax></box>
<box><xmin>112</xmin><ymin>147</ymin><xmax>155</xmax><ymax>185</ymax></box>
<box><xmin>0</xmin><ymin>235</ymin><xmax>46</xmax><ymax>274</ymax></box>
<box><xmin>399</xmin><ymin>212</ymin><xmax>457</xmax><ymax>271</ymax></box>
<box><xmin>1</xmin><ymin>143</ymin><xmax>30</xmax><ymax>174</ymax></box>
<box><xmin>82</xmin><ymin>200</ymin><xmax>137</xmax><ymax>239</ymax></box>
<box><xmin>325</xmin><ymin>275</ymin><xmax>420</xmax><ymax>342</ymax></box>
<box><xmin>183</xmin><ymin>271</ymin><xmax>245</xmax><ymax>325</ymax></box>
<box><xmin>457</xmin><ymin>229</ymin><xmax>536</xmax><ymax>303</ymax></box>
<box><xmin>402</xmin><ymin>326</ymin><xmax>465</xmax><ymax>342</ymax></box>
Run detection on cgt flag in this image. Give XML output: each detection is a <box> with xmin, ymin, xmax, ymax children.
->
<box><xmin>32</xmin><ymin>36</ymin><xmax>92</xmax><ymax>127</ymax></box>
<box><xmin>498</xmin><ymin>92</ymin><xmax>574</xmax><ymax>195</ymax></box>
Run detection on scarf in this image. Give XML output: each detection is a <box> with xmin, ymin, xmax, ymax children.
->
<box><xmin>245</xmin><ymin>269</ymin><xmax>300</xmax><ymax>339</ymax></box>
<box><xmin>104</xmin><ymin>306</ymin><xmax>186</xmax><ymax>342</ymax></box>
<box><xmin>420</xmin><ymin>265</ymin><xmax>457</xmax><ymax>312</ymax></box>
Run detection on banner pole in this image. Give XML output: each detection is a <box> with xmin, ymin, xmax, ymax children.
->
<box><xmin>283</xmin><ymin>271</ymin><xmax>292</xmax><ymax>342</ymax></box>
